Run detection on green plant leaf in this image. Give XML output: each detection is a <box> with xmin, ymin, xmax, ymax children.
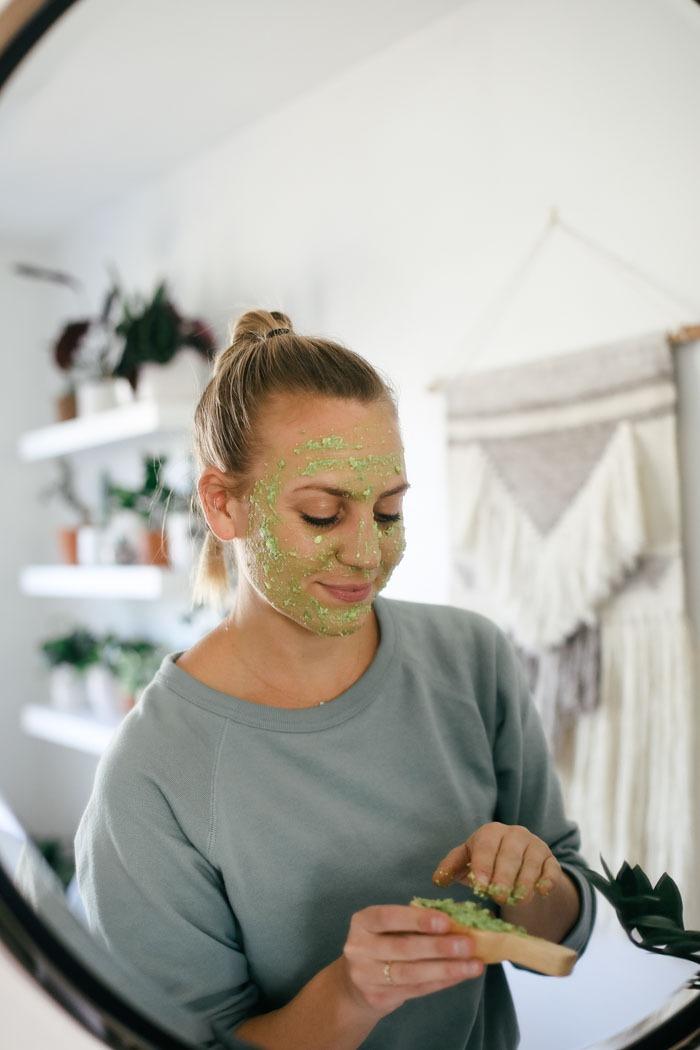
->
<box><xmin>653</xmin><ymin>872</ymin><xmax>684</xmax><ymax>928</ymax></box>
<box><xmin>616</xmin><ymin>861</ymin><xmax>638</xmax><ymax>898</ymax></box>
<box><xmin>579</xmin><ymin>856</ymin><xmax>700</xmax><ymax>963</ymax></box>
<box><xmin>631</xmin><ymin>864</ymin><xmax>653</xmax><ymax>897</ymax></box>
<box><xmin>600</xmin><ymin>855</ymin><xmax>615</xmax><ymax>882</ymax></box>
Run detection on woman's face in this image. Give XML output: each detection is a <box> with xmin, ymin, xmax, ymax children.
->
<box><xmin>234</xmin><ymin>394</ymin><xmax>408</xmax><ymax>637</ymax></box>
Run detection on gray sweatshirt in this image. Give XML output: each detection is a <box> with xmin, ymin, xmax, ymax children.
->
<box><xmin>75</xmin><ymin>596</ymin><xmax>596</xmax><ymax>1050</ymax></box>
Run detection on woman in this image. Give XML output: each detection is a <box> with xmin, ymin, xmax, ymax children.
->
<box><xmin>75</xmin><ymin>309</ymin><xmax>596</xmax><ymax>1050</ymax></box>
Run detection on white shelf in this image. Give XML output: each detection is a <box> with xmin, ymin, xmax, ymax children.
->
<box><xmin>19</xmin><ymin>564</ymin><xmax>189</xmax><ymax>600</ymax></box>
<box><xmin>20</xmin><ymin>704</ymin><xmax>119</xmax><ymax>756</ymax></box>
<box><xmin>17</xmin><ymin>399</ymin><xmax>195</xmax><ymax>460</ymax></box>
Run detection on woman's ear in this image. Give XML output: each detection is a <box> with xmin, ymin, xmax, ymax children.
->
<box><xmin>197</xmin><ymin>469</ymin><xmax>246</xmax><ymax>542</ymax></box>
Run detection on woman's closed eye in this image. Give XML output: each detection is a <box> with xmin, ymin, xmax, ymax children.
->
<box><xmin>301</xmin><ymin>512</ymin><xmax>401</xmax><ymax>528</ymax></box>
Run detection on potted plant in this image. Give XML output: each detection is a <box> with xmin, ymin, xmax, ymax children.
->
<box><xmin>52</xmin><ymin>284</ymin><xmax>134</xmax><ymax>417</ymax></box>
<box><xmin>155</xmin><ymin>452</ymin><xmax>200</xmax><ymax>570</ymax></box>
<box><xmin>102</xmin><ymin>635</ymin><xmax>163</xmax><ymax>712</ymax></box>
<box><xmin>40</xmin><ymin>629</ymin><xmax>101</xmax><ymax>712</ymax></box>
<box><xmin>99</xmin><ymin>455</ymin><xmax>177</xmax><ymax>566</ymax></box>
<box><xmin>112</xmin><ymin>280</ymin><xmax>216</xmax><ymax>403</ymax></box>
<box><xmin>137</xmin><ymin>454</ymin><xmax>171</xmax><ymax>566</ymax></box>
<box><xmin>83</xmin><ymin>633</ymin><xmax>129</xmax><ymax>722</ymax></box>
<box><xmin>38</xmin><ymin>459</ymin><xmax>92</xmax><ymax>565</ymax></box>
<box><xmin>163</xmin><ymin>485</ymin><xmax>199</xmax><ymax>570</ymax></box>
<box><xmin>98</xmin><ymin>470</ymin><xmax>147</xmax><ymax>566</ymax></box>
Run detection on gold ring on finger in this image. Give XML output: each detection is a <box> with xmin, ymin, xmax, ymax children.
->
<box><xmin>383</xmin><ymin>961</ymin><xmax>395</xmax><ymax>985</ymax></box>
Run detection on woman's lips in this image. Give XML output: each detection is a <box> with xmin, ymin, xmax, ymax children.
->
<box><xmin>320</xmin><ymin>582</ymin><xmax>373</xmax><ymax>603</ymax></box>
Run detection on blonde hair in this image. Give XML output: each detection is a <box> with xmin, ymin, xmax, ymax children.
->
<box><xmin>190</xmin><ymin>308</ymin><xmax>398</xmax><ymax>610</ymax></box>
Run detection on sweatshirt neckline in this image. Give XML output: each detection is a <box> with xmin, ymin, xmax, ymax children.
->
<box><xmin>154</xmin><ymin>595</ymin><xmax>398</xmax><ymax>731</ymax></box>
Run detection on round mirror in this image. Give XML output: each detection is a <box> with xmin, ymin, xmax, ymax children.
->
<box><xmin>1</xmin><ymin>2</ymin><xmax>699</xmax><ymax>1048</ymax></box>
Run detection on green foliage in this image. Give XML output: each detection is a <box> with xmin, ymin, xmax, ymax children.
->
<box><xmin>33</xmin><ymin>838</ymin><xmax>76</xmax><ymax>890</ymax></box>
<box><xmin>40</xmin><ymin>629</ymin><xmax>164</xmax><ymax>698</ymax></box>
<box><xmin>40</xmin><ymin>629</ymin><xmax>101</xmax><ymax>670</ymax></box>
<box><xmin>101</xmin><ymin>634</ymin><xmax>162</xmax><ymax>697</ymax></box>
<box><xmin>102</xmin><ymin>454</ymin><xmax>189</xmax><ymax>524</ymax></box>
<box><xmin>112</xmin><ymin>280</ymin><xmax>216</xmax><ymax>383</ymax></box>
<box><xmin>580</xmin><ymin>857</ymin><xmax>700</xmax><ymax>963</ymax></box>
<box><xmin>52</xmin><ymin>275</ymin><xmax>215</xmax><ymax>391</ymax></box>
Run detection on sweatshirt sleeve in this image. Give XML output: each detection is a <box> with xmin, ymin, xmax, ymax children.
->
<box><xmin>489</xmin><ymin>626</ymin><xmax>597</xmax><ymax>972</ymax></box>
<box><xmin>74</xmin><ymin>733</ymin><xmax>260</xmax><ymax>1046</ymax></box>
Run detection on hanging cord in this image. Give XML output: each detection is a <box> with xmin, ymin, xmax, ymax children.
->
<box><xmin>429</xmin><ymin>208</ymin><xmax>700</xmax><ymax>391</ymax></box>
<box><xmin>556</xmin><ymin>213</ymin><xmax>700</xmax><ymax>318</ymax></box>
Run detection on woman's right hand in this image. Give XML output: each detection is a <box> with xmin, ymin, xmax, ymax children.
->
<box><xmin>339</xmin><ymin>904</ymin><xmax>484</xmax><ymax>1016</ymax></box>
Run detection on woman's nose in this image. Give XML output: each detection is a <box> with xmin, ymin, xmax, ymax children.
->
<box><xmin>335</xmin><ymin>514</ymin><xmax>382</xmax><ymax>569</ymax></box>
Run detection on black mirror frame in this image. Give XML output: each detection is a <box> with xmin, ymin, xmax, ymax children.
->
<box><xmin>0</xmin><ymin>858</ymin><xmax>214</xmax><ymax>1050</ymax></box>
<box><xmin>0</xmin><ymin>0</ymin><xmax>78</xmax><ymax>91</ymax></box>
<box><xmin>0</xmin><ymin>2</ymin><xmax>699</xmax><ymax>1048</ymax></box>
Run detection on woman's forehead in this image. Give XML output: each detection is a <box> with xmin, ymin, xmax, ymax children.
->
<box><xmin>261</xmin><ymin>396</ymin><xmax>402</xmax><ymax>458</ymax></box>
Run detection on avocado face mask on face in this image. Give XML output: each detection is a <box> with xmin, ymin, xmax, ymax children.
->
<box><xmin>237</xmin><ymin>419</ymin><xmax>407</xmax><ymax>637</ymax></box>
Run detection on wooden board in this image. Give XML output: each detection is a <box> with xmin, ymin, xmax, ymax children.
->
<box><xmin>409</xmin><ymin>902</ymin><xmax>578</xmax><ymax>976</ymax></box>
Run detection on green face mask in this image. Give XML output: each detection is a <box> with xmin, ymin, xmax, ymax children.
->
<box><xmin>237</xmin><ymin>419</ymin><xmax>407</xmax><ymax>637</ymax></box>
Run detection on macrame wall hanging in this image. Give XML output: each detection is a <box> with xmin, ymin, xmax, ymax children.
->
<box><xmin>433</xmin><ymin>211</ymin><xmax>699</xmax><ymax>930</ymax></box>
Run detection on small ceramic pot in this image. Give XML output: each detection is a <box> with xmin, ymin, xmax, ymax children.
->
<box><xmin>85</xmin><ymin>664</ymin><xmax>125</xmax><ymax>722</ymax></box>
<box><xmin>75</xmin><ymin>377</ymin><xmax>134</xmax><ymax>416</ymax></box>
<box><xmin>165</xmin><ymin>511</ymin><xmax>194</xmax><ymax>569</ymax></box>
<box><xmin>136</xmin><ymin>349</ymin><xmax>212</xmax><ymax>403</ymax></box>
<box><xmin>57</xmin><ymin>527</ymin><xmax>78</xmax><ymax>565</ymax></box>
<box><xmin>140</xmin><ymin>530</ymin><xmax>169</xmax><ymax>566</ymax></box>
<box><xmin>55</xmin><ymin>390</ymin><xmax>77</xmax><ymax>421</ymax></box>
<box><xmin>48</xmin><ymin>665</ymin><xmax>87</xmax><ymax>712</ymax></box>
<box><xmin>76</xmin><ymin>525</ymin><xmax>101</xmax><ymax>565</ymax></box>
<box><xmin>100</xmin><ymin>510</ymin><xmax>146</xmax><ymax>565</ymax></box>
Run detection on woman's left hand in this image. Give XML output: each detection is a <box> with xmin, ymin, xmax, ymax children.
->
<box><xmin>431</xmin><ymin>822</ymin><xmax>563</xmax><ymax>906</ymax></box>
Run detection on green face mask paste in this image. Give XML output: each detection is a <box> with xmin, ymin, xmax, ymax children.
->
<box><xmin>411</xmin><ymin>898</ymin><xmax>529</xmax><ymax>936</ymax></box>
<box><xmin>237</xmin><ymin>417</ymin><xmax>407</xmax><ymax>637</ymax></box>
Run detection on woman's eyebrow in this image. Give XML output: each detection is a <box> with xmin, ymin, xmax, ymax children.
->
<box><xmin>295</xmin><ymin>482</ymin><xmax>410</xmax><ymax>498</ymax></box>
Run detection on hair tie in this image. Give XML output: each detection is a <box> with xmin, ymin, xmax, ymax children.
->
<box><xmin>266</xmin><ymin>327</ymin><xmax>291</xmax><ymax>339</ymax></box>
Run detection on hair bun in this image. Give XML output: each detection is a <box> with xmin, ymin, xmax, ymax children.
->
<box><xmin>231</xmin><ymin>309</ymin><xmax>293</xmax><ymax>345</ymax></box>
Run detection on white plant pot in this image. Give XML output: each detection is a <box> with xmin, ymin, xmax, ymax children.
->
<box><xmin>136</xmin><ymin>349</ymin><xmax>212</xmax><ymax>403</ymax></box>
<box><xmin>85</xmin><ymin>664</ymin><xmax>125</xmax><ymax>722</ymax></box>
<box><xmin>76</xmin><ymin>377</ymin><xmax>134</xmax><ymax>416</ymax></box>
<box><xmin>100</xmin><ymin>509</ymin><xmax>146</xmax><ymax>565</ymax></box>
<box><xmin>76</xmin><ymin>524</ymin><xmax>101</xmax><ymax>565</ymax></box>
<box><xmin>48</xmin><ymin>665</ymin><xmax>86</xmax><ymax>713</ymax></box>
<box><xmin>165</xmin><ymin>510</ymin><xmax>195</xmax><ymax>570</ymax></box>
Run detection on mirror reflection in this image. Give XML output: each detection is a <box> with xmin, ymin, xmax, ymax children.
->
<box><xmin>0</xmin><ymin>792</ymin><xmax>237</xmax><ymax>1048</ymax></box>
<box><xmin>1</xmin><ymin>1</ymin><xmax>699</xmax><ymax>1048</ymax></box>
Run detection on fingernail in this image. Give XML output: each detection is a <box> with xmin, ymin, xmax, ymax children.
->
<box><xmin>431</xmin><ymin>915</ymin><xmax>450</xmax><ymax>932</ymax></box>
<box><xmin>433</xmin><ymin>868</ymin><xmax>452</xmax><ymax>886</ymax></box>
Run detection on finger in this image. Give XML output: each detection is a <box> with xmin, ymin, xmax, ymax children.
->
<box><xmin>488</xmin><ymin>829</ymin><xmax>533</xmax><ymax>903</ymax></box>
<box><xmin>535</xmin><ymin>854</ymin><xmax>562</xmax><ymax>896</ymax></box>
<box><xmin>370</xmin><ymin>931</ymin><xmax>475</xmax><ymax>963</ymax></box>
<box><xmin>462</xmin><ymin>824</ymin><xmax>508</xmax><ymax>892</ymax></box>
<box><xmin>432</xmin><ymin>843</ymin><xmax>469</xmax><ymax>887</ymax></box>
<box><xmin>379</xmin><ymin>957</ymin><xmax>484</xmax><ymax>989</ymax></box>
<box><xmin>356</xmin><ymin>904</ymin><xmax>452</xmax><ymax>935</ymax></box>
<box><xmin>508</xmin><ymin>845</ymin><xmax>552</xmax><ymax>905</ymax></box>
